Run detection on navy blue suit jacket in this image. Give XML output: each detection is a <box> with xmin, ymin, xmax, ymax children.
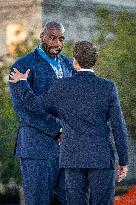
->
<box><xmin>12</xmin><ymin>71</ymin><xmax>128</xmax><ymax>168</ymax></box>
<box><xmin>9</xmin><ymin>48</ymin><xmax>74</xmax><ymax>159</ymax></box>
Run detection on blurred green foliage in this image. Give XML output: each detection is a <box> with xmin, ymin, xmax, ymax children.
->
<box><xmin>62</xmin><ymin>39</ymin><xmax>75</xmax><ymax>57</ymax></box>
<box><xmin>94</xmin><ymin>7</ymin><xmax>136</xmax><ymax>138</ymax></box>
<box><xmin>0</xmin><ymin>67</ymin><xmax>20</xmax><ymax>184</ymax></box>
<box><xmin>13</xmin><ymin>31</ymin><xmax>40</xmax><ymax>58</ymax></box>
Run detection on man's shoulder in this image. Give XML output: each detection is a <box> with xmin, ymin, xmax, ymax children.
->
<box><xmin>12</xmin><ymin>50</ymin><xmax>37</xmax><ymax>68</ymax></box>
<box><xmin>56</xmin><ymin>74</ymin><xmax>115</xmax><ymax>87</ymax></box>
<box><xmin>95</xmin><ymin>75</ymin><xmax>115</xmax><ymax>88</ymax></box>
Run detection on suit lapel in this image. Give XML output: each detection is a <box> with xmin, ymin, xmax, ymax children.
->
<box><xmin>42</xmin><ymin>61</ymin><xmax>57</xmax><ymax>79</ymax></box>
<box><xmin>34</xmin><ymin>49</ymin><xmax>73</xmax><ymax>81</ymax></box>
<box><xmin>59</xmin><ymin>55</ymin><xmax>73</xmax><ymax>78</ymax></box>
<box><xmin>34</xmin><ymin>50</ymin><xmax>57</xmax><ymax>82</ymax></box>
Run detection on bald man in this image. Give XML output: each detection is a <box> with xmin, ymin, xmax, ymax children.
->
<box><xmin>9</xmin><ymin>21</ymin><xmax>75</xmax><ymax>205</ymax></box>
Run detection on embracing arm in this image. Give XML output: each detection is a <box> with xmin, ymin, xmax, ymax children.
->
<box><xmin>9</xmin><ymin>68</ymin><xmax>58</xmax><ymax>115</ymax></box>
<box><xmin>13</xmin><ymin>80</ymin><xmax>57</xmax><ymax>115</ymax></box>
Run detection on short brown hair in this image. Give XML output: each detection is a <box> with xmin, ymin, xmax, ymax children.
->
<box><xmin>73</xmin><ymin>41</ymin><xmax>98</xmax><ymax>68</ymax></box>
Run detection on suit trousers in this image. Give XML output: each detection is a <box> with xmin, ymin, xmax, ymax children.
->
<box><xmin>20</xmin><ymin>158</ymin><xmax>66</xmax><ymax>205</ymax></box>
<box><xmin>65</xmin><ymin>168</ymin><xmax>115</xmax><ymax>205</ymax></box>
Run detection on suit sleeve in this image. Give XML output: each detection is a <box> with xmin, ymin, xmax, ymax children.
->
<box><xmin>10</xmin><ymin>80</ymin><xmax>58</xmax><ymax>116</ymax></box>
<box><xmin>108</xmin><ymin>83</ymin><xmax>128</xmax><ymax>166</ymax></box>
<box><xmin>9</xmin><ymin>62</ymin><xmax>33</xmax><ymax>114</ymax></box>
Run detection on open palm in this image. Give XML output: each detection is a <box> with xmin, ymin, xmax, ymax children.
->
<box><xmin>9</xmin><ymin>68</ymin><xmax>30</xmax><ymax>83</ymax></box>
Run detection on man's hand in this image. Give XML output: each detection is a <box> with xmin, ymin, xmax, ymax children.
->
<box><xmin>117</xmin><ymin>165</ymin><xmax>128</xmax><ymax>182</ymax></box>
<box><xmin>9</xmin><ymin>68</ymin><xmax>30</xmax><ymax>83</ymax></box>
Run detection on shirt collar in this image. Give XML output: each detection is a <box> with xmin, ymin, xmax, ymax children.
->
<box><xmin>37</xmin><ymin>45</ymin><xmax>61</xmax><ymax>69</ymax></box>
<box><xmin>78</xmin><ymin>68</ymin><xmax>94</xmax><ymax>73</ymax></box>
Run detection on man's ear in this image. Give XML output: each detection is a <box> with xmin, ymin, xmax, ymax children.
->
<box><xmin>73</xmin><ymin>58</ymin><xmax>77</xmax><ymax>66</ymax></box>
<box><xmin>40</xmin><ymin>32</ymin><xmax>45</xmax><ymax>42</ymax></box>
<box><xmin>73</xmin><ymin>58</ymin><xmax>81</xmax><ymax>70</ymax></box>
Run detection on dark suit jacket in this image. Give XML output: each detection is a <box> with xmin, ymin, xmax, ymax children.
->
<box><xmin>9</xmin><ymin>48</ymin><xmax>74</xmax><ymax>159</ymax></box>
<box><xmin>12</xmin><ymin>71</ymin><xmax>128</xmax><ymax>167</ymax></box>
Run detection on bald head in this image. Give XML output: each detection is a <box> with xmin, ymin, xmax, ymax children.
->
<box><xmin>43</xmin><ymin>21</ymin><xmax>65</xmax><ymax>34</ymax></box>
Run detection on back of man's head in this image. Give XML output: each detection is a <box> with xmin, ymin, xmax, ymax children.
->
<box><xmin>73</xmin><ymin>41</ymin><xmax>98</xmax><ymax>68</ymax></box>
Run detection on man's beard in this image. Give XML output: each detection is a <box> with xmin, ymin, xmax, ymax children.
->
<box><xmin>42</xmin><ymin>43</ymin><xmax>62</xmax><ymax>58</ymax></box>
